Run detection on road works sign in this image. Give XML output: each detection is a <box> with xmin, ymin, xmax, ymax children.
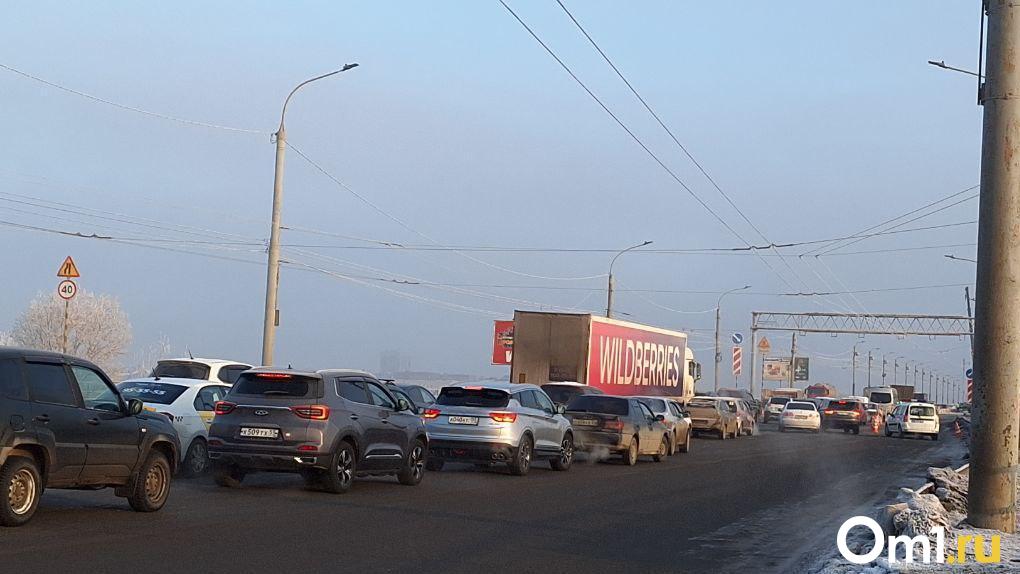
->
<box><xmin>57</xmin><ymin>256</ymin><xmax>80</xmax><ymax>278</ymax></box>
<box><xmin>757</xmin><ymin>337</ymin><xmax>771</xmax><ymax>354</ymax></box>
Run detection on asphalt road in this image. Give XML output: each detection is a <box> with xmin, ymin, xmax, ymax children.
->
<box><xmin>0</xmin><ymin>419</ymin><xmax>964</xmax><ymax>574</ymax></box>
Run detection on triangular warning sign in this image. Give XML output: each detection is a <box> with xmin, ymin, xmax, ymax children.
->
<box><xmin>57</xmin><ymin>256</ymin><xmax>80</xmax><ymax>278</ymax></box>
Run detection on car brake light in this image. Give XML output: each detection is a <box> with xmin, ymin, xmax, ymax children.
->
<box><xmin>214</xmin><ymin>401</ymin><xmax>236</xmax><ymax>415</ymax></box>
<box><xmin>256</xmin><ymin>373</ymin><xmax>293</xmax><ymax>379</ymax></box>
<box><xmin>904</xmin><ymin>411</ymin><xmax>910</xmax><ymax>422</ymax></box>
<box><xmin>421</xmin><ymin>408</ymin><xmax>441</xmax><ymax>419</ymax></box>
<box><xmin>290</xmin><ymin>405</ymin><xmax>330</xmax><ymax>420</ymax></box>
<box><xmin>489</xmin><ymin>411</ymin><xmax>518</xmax><ymax>423</ymax></box>
<box><xmin>603</xmin><ymin>419</ymin><xmax>624</xmax><ymax>431</ymax></box>
<box><xmin>783</xmin><ymin>411</ymin><xmax>795</xmax><ymax>417</ymax></box>
<box><xmin>824</xmin><ymin>409</ymin><xmax>834</xmax><ymax>415</ymax></box>
<box><xmin>297</xmin><ymin>445</ymin><xmax>317</xmax><ymax>452</ymax></box>
<box><xmin>850</xmin><ymin>411</ymin><xmax>860</xmax><ymax>418</ymax></box>
<box><xmin>464</xmin><ymin>386</ymin><xmax>483</xmax><ymax>390</ymax></box>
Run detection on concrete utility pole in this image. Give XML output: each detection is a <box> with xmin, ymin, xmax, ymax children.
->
<box><xmin>970</xmin><ymin>0</ymin><xmax>1020</xmax><ymax>533</ymax></box>
<box><xmin>851</xmin><ymin>344</ymin><xmax>858</xmax><ymax>395</ymax></box>
<box><xmin>713</xmin><ymin>285</ymin><xmax>750</xmax><ymax>392</ymax></box>
<box><xmin>606</xmin><ymin>241</ymin><xmax>651</xmax><ymax>319</ymax></box>
<box><xmin>789</xmin><ymin>333</ymin><xmax>797</xmax><ymax>387</ymax></box>
<box><xmin>261</xmin><ymin>64</ymin><xmax>359</xmax><ymax>367</ymax></box>
<box><xmin>867</xmin><ymin>351</ymin><xmax>874</xmax><ymax>386</ymax></box>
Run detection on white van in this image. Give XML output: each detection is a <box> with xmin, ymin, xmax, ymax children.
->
<box><xmin>884</xmin><ymin>402</ymin><xmax>939</xmax><ymax>440</ymax></box>
<box><xmin>863</xmin><ymin>386</ymin><xmax>898</xmax><ymax>417</ymax></box>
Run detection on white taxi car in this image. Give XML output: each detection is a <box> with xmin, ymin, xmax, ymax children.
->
<box><xmin>884</xmin><ymin>402</ymin><xmax>940</xmax><ymax>440</ymax></box>
<box><xmin>118</xmin><ymin>377</ymin><xmax>231</xmax><ymax>476</ymax></box>
<box><xmin>778</xmin><ymin>401</ymin><xmax>821</xmax><ymax>433</ymax></box>
<box><xmin>151</xmin><ymin>358</ymin><xmax>252</xmax><ymax>385</ymax></box>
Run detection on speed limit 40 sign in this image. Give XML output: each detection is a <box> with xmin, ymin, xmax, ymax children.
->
<box><xmin>57</xmin><ymin>279</ymin><xmax>77</xmax><ymax>300</ymax></box>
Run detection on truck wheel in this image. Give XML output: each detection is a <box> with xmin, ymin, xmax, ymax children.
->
<box><xmin>623</xmin><ymin>438</ymin><xmax>639</xmax><ymax>465</ymax></box>
<box><xmin>653</xmin><ymin>435</ymin><xmax>668</xmax><ymax>462</ymax></box>
<box><xmin>550</xmin><ymin>433</ymin><xmax>574</xmax><ymax>471</ymax></box>
<box><xmin>509</xmin><ymin>435</ymin><xmax>533</xmax><ymax>476</ymax></box>
<box><xmin>127</xmin><ymin>451</ymin><xmax>171</xmax><ymax>512</ymax></box>
<box><xmin>0</xmin><ymin>457</ymin><xmax>41</xmax><ymax>527</ymax></box>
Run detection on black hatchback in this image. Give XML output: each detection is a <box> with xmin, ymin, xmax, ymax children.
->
<box><xmin>208</xmin><ymin>368</ymin><xmax>429</xmax><ymax>493</ymax></box>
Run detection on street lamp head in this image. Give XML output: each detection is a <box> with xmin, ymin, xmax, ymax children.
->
<box><xmin>342</xmin><ymin>63</ymin><xmax>359</xmax><ymax>72</ymax></box>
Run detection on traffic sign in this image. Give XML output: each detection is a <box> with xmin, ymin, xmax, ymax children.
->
<box><xmin>757</xmin><ymin>337</ymin><xmax>771</xmax><ymax>354</ymax></box>
<box><xmin>965</xmin><ymin>368</ymin><xmax>973</xmax><ymax>379</ymax></box>
<box><xmin>57</xmin><ymin>279</ymin><xmax>77</xmax><ymax>300</ymax></box>
<box><xmin>57</xmin><ymin>256</ymin><xmax>80</xmax><ymax>278</ymax></box>
<box><xmin>732</xmin><ymin>333</ymin><xmax>743</xmax><ymax>345</ymax></box>
<box><xmin>732</xmin><ymin>346</ymin><xmax>742</xmax><ymax>376</ymax></box>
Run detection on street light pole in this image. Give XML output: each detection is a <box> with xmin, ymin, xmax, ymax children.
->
<box><xmin>261</xmin><ymin>64</ymin><xmax>359</xmax><ymax>366</ymax></box>
<box><xmin>606</xmin><ymin>241</ymin><xmax>651</xmax><ymax>319</ymax></box>
<box><xmin>713</xmin><ymin>285</ymin><xmax>751</xmax><ymax>392</ymax></box>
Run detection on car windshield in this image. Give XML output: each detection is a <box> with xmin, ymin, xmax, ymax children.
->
<box><xmin>541</xmin><ymin>384</ymin><xmax>583</xmax><ymax>405</ymax></box>
<box><xmin>869</xmin><ymin>391</ymin><xmax>893</xmax><ymax>404</ymax></box>
<box><xmin>231</xmin><ymin>373</ymin><xmax>321</xmax><ymax>398</ymax></box>
<box><xmin>117</xmin><ymin>381</ymin><xmax>188</xmax><ymax>405</ymax></box>
<box><xmin>768</xmin><ymin>397</ymin><xmax>790</xmax><ymax>405</ymax></box>
<box><xmin>786</xmin><ymin>402</ymin><xmax>815</xmax><ymax>411</ymax></box>
<box><xmin>437</xmin><ymin>387</ymin><xmax>510</xmax><ymax>408</ymax></box>
<box><xmin>829</xmin><ymin>401</ymin><xmax>860</xmax><ymax>411</ymax></box>
<box><xmin>637</xmin><ymin>398</ymin><xmax>666</xmax><ymax>413</ymax></box>
<box><xmin>565</xmin><ymin>395</ymin><xmax>629</xmax><ymax>415</ymax></box>
<box><xmin>151</xmin><ymin>361</ymin><xmax>210</xmax><ymax>380</ymax></box>
<box><xmin>687</xmin><ymin>398</ymin><xmax>718</xmax><ymax>409</ymax></box>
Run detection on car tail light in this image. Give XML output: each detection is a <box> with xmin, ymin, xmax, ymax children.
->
<box><xmin>297</xmin><ymin>445</ymin><xmax>317</xmax><ymax>452</ymax></box>
<box><xmin>256</xmin><ymin>372</ymin><xmax>292</xmax><ymax>379</ymax></box>
<box><xmin>421</xmin><ymin>408</ymin><xmax>441</xmax><ymax>419</ymax></box>
<box><xmin>207</xmin><ymin>438</ymin><xmax>224</xmax><ymax>447</ymax></box>
<box><xmin>904</xmin><ymin>411</ymin><xmax>910</xmax><ymax>423</ymax></box>
<box><xmin>783</xmin><ymin>411</ymin><xmax>795</xmax><ymax>417</ymax></box>
<box><xmin>603</xmin><ymin>419</ymin><xmax>624</xmax><ymax>431</ymax></box>
<box><xmin>489</xmin><ymin>411</ymin><xmax>518</xmax><ymax>423</ymax></box>
<box><xmin>214</xmin><ymin>401</ymin><xmax>236</xmax><ymax>415</ymax></box>
<box><xmin>824</xmin><ymin>409</ymin><xmax>834</xmax><ymax>415</ymax></box>
<box><xmin>850</xmin><ymin>411</ymin><xmax>860</xmax><ymax>418</ymax></box>
<box><xmin>290</xmin><ymin>405</ymin><xmax>330</xmax><ymax>420</ymax></box>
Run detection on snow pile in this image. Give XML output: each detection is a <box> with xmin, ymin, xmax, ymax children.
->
<box><xmin>812</xmin><ymin>466</ymin><xmax>1020</xmax><ymax>573</ymax></box>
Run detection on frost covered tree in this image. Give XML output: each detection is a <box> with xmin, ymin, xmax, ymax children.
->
<box><xmin>11</xmin><ymin>291</ymin><xmax>132</xmax><ymax>377</ymax></box>
<box><xmin>0</xmin><ymin>331</ymin><xmax>13</xmax><ymax>346</ymax></box>
<box><xmin>126</xmin><ymin>334</ymin><xmax>173</xmax><ymax>378</ymax></box>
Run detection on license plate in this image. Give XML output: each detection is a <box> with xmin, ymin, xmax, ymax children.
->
<box><xmin>447</xmin><ymin>416</ymin><xmax>479</xmax><ymax>425</ymax></box>
<box><xmin>795</xmin><ymin>415</ymin><xmax>808</xmax><ymax>419</ymax></box>
<box><xmin>239</xmin><ymin>427</ymin><xmax>279</xmax><ymax>439</ymax></box>
<box><xmin>573</xmin><ymin>419</ymin><xmax>598</xmax><ymax>426</ymax></box>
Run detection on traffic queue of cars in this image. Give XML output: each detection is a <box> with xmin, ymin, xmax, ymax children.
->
<box><xmin>761</xmin><ymin>395</ymin><xmax>942</xmax><ymax>441</ymax></box>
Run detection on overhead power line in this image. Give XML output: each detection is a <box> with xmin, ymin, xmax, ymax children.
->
<box><xmin>0</xmin><ymin>62</ymin><xmax>268</xmax><ymax>135</ymax></box>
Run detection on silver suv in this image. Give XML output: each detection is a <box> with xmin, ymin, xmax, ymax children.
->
<box><xmin>423</xmin><ymin>383</ymin><xmax>573</xmax><ymax>476</ymax></box>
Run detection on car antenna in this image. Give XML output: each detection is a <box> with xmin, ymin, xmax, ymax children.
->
<box><xmin>288</xmin><ymin>363</ymin><xmax>292</xmax><ymax>370</ymax></box>
<box><xmin>187</xmin><ymin>347</ymin><xmax>194</xmax><ymax>360</ymax></box>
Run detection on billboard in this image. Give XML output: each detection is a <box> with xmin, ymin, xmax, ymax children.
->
<box><xmin>586</xmin><ymin>317</ymin><xmax>688</xmax><ymax>396</ymax></box>
<box><xmin>492</xmin><ymin>320</ymin><xmax>514</xmax><ymax>365</ymax></box>
<box><xmin>763</xmin><ymin>357</ymin><xmax>790</xmax><ymax>381</ymax></box>
<box><xmin>793</xmin><ymin>357</ymin><xmax>810</xmax><ymax>381</ymax></box>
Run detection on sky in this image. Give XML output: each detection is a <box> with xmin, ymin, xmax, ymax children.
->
<box><xmin>0</xmin><ymin>1</ymin><xmax>980</xmax><ymax>396</ymax></box>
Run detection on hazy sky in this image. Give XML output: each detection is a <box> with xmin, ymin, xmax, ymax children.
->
<box><xmin>1</xmin><ymin>1</ymin><xmax>979</xmax><ymax>395</ymax></box>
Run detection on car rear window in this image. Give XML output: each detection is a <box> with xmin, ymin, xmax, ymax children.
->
<box><xmin>232</xmin><ymin>372</ymin><xmax>321</xmax><ymax>398</ymax></box>
<box><xmin>118</xmin><ymin>382</ymin><xmax>188</xmax><ymax>405</ymax></box>
<box><xmin>869</xmin><ymin>391</ymin><xmax>893</xmax><ymax>403</ymax></box>
<box><xmin>686</xmin><ymin>398</ymin><xmax>719</xmax><ymax>409</ymax></box>
<box><xmin>718</xmin><ymin>389</ymin><xmax>745</xmax><ymax>399</ymax></box>
<box><xmin>786</xmin><ymin>402</ymin><xmax>815</xmax><ymax>411</ymax></box>
<box><xmin>909</xmin><ymin>405</ymin><xmax>936</xmax><ymax>417</ymax></box>
<box><xmin>830</xmin><ymin>401</ymin><xmax>860</xmax><ymax>411</ymax></box>
<box><xmin>437</xmin><ymin>387</ymin><xmax>510</xmax><ymax>408</ymax></box>
<box><xmin>565</xmin><ymin>395</ymin><xmax>629</xmax><ymax>415</ymax></box>
<box><xmin>637</xmin><ymin>398</ymin><xmax>667</xmax><ymax>412</ymax></box>
<box><xmin>541</xmin><ymin>384</ymin><xmax>583</xmax><ymax>405</ymax></box>
<box><xmin>768</xmin><ymin>397</ymin><xmax>790</xmax><ymax>405</ymax></box>
<box><xmin>152</xmin><ymin>361</ymin><xmax>211</xmax><ymax>380</ymax></box>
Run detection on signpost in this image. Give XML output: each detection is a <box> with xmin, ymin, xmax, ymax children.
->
<box><xmin>793</xmin><ymin>357</ymin><xmax>810</xmax><ymax>382</ymax></box>
<box><xmin>966</xmin><ymin>367</ymin><xmax>974</xmax><ymax>403</ymax></box>
<box><xmin>57</xmin><ymin>256</ymin><xmax>80</xmax><ymax>354</ymax></box>
<box><xmin>732</xmin><ymin>333</ymin><xmax>743</xmax><ymax>345</ymax></box>
<box><xmin>757</xmin><ymin>337</ymin><xmax>771</xmax><ymax>354</ymax></box>
<box><xmin>732</xmin><ymin>346</ymin><xmax>742</xmax><ymax>378</ymax></box>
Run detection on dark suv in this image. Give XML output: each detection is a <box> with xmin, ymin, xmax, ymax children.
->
<box><xmin>0</xmin><ymin>348</ymin><xmax>180</xmax><ymax>526</ymax></box>
<box><xmin>208</xmin><ymin>368</ymin><xmax>428</xmax><ymax>493</ymax></box>
<box><xmin>564</xmin><ymin>395</ymin><xmax>672</xmax><ymax>465</ymax></box>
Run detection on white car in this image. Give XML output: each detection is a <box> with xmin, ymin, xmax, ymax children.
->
<box><xmin>763</xmin><ymin>397</ymin><xmax>791</xmax><ymax>423</ymax></box>
<box><xmin>778</xmin><ymin>401</ymin><xmax>821</xmax><ymax>433</ymax></box>
<box><xmin>885</xmin><ymin>402</ymin><xmax>940</xmax><ymax>440</ymax></box>
<box><xmin>118</xmin><ymin>377</ymin><xmax>231</xmax><ymax>476</ymax></box>
<box><xmin>151</xmin><ymin>358</ymin><xmax>253</xmax><ymax>385</ymax></box>
<box><xmin>633</xmin><ymin>396</ymin><xmax>693</xmax><ymax>455</ymax></box>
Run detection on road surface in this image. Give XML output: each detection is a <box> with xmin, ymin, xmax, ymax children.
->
<box><xmin>0</xmin><ymin>421</ymin><xmax>964</xmax><ymax>574</ymax></box>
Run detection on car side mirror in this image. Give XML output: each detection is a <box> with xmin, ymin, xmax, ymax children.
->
<box><xmin>126</xmin><ymin>398</ymin><xmax>144</xmax><ymax>416</ymax></box>
<box><xmin>556</xmin><ymin>404</ymin><xmax>566</xmax><ymax>415</ymax></box>
<box><xmin>655</xmin><ymin>414</ymin><xmax>665</xmax><ymax>422</ymax></box>
<box><xmin>396</xmin><ymin>398</ymin><xmax>411</xmax><ymax>412</ymax></box>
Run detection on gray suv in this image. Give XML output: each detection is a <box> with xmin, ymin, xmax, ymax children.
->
<box><xmin>423</xmin><ymin>382</ymin><xmax>573</xmax><ymax>476</ymax></box>
<box><xmin>208</xmin><ymin>368</ymin><xmax>428</xmax><ymax>493</ymax></box>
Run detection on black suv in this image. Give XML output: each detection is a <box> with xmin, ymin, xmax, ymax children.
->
<box><xmin>0</xmin><ymin>348</ymin><xmax>180</xmax><ymax>526</ymax></box>
<box><xmin>208</xmin><ymin>368</ymin><xmax>428</xmax><ymax>493</ymax></box>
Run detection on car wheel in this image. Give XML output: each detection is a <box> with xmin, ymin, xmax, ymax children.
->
<box><xmin>719</xmin><ymin>427</ymin><xmax>727</xmax><ymax>440</ymax></box>
<box><xmin>852</xmin><ymin>426</ymin><xmax>860</xmax><ymax>435</ymax></box>
<box><xmin>884</xmin><ymin>425</ymin><xmax>892</xmax><ymax>437</ymax></box>
<box><xmin>0</xmin><ymin>456</ymin><xmax>41</xmax><ymax>527</ymax></box>
<box><xmin>931</xmin><ymin>432</ymin><xmax>940</xmax><ymax>441</ymax></box>
<box><xmin>509</xmin><ymin>435</ymin><xmax>533</xmax><ymax>476</ymax></box>
<box><xmin>127</xmin><ymin>451</ymin><xmax>171</xmax><ymax>512</ymax></box>
<box><xmin>678</xmin><ymin>428</ymin><xmax>692</xmax><ymax>453</ymax></box>
<box><xmin>213</xmin><ymin>463</ymin><xmax>246</xmax><ymax>488</ymax></box>
<box><xmin>319</xmin><ymin>441</ymin><xmax>357</xmax><ymax>494</ymax></box>
<box><xmin>181</xmin><ymin>438</ymin><xmax>210</xmax><ymax>478</ymax></box>
<box><xmin>668</xmin><ymin>431</ymin><xmax>678</xmax><ymax>456</ymax></box>
<box><xmin>779</xmin><ymin>424</ymin><xmax>786</xmax><ymax>433</ymax></box>
<box><xmin>425</xmin><ymin>459</ymin><xmax>445</xmax><ymax>472</ymax></box>
<box><xmin>653</xmin><ymin>435</ymin><xmax>668</xmax><ymax>462</ymax></box>
<box><xmin>897</xmin><ymin>426</ymin><xmax>905</xmax><ymax>439</ymax></box>
<box><xmin>397</xmin><ymin>439</ymin><xmax>426</xmax><ymax>486</ymax></box>
<box><xmin>733</xmin><ymin>423</ymin><xmax>741</xmax><ymax>439</ymax></box>
<box><xmin>622</xmin><ymin>437</ymin><xmax>639</xmax><ymax>466</ymax></box>
<box><xmin>550</xmin><ymin>433</ymin><xmax>574</xmax><ymax>471</ymax></box>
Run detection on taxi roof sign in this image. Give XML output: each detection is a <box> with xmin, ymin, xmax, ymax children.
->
<box><xmin>57</xmin><ymin>256</ymin><xmax>80</xmax><ymax>278</ymax></box>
